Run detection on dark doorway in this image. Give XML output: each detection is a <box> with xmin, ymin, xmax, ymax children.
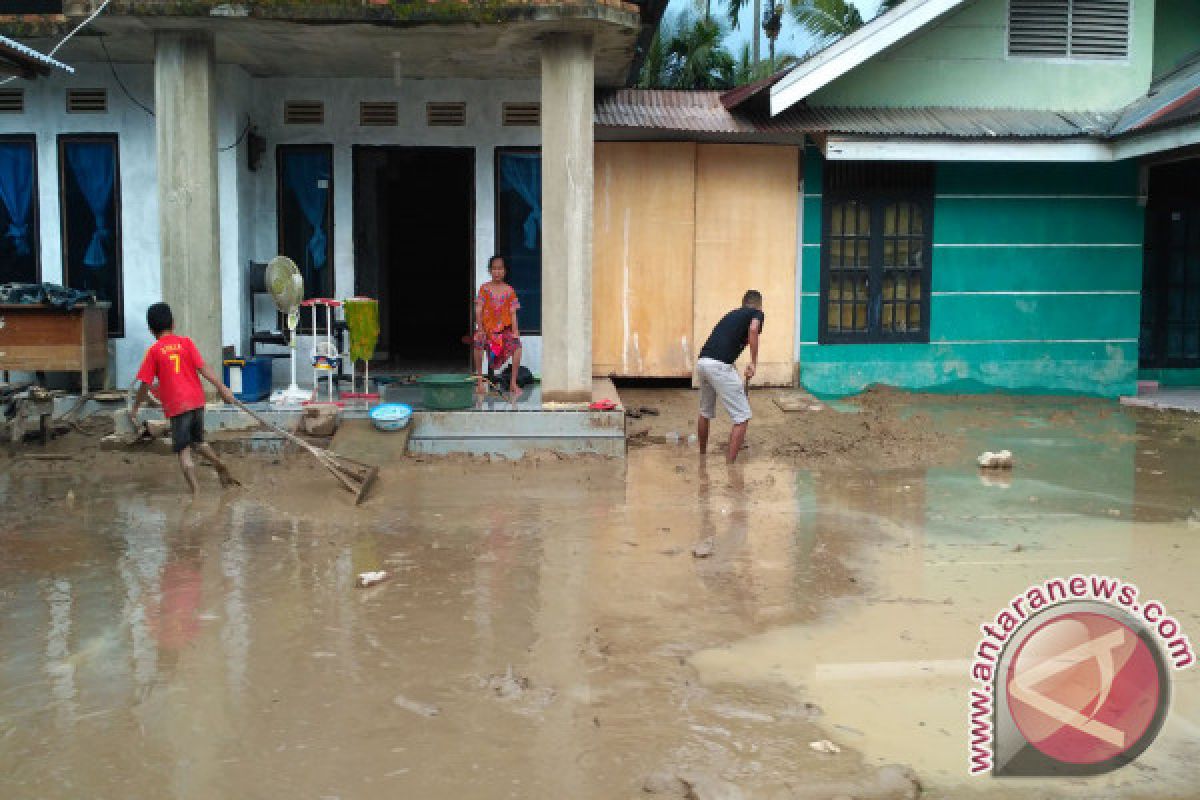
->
<box><xmin>353</xmin><ymin>147</ymin><xmax>474</xmax><ymax>370</ymax></box>
<box><xmin>1141</xmin><ymin>159</ymin><xmax>1200</xmax><ymax>368</ymax></box>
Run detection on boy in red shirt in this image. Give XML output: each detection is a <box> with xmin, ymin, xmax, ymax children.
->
<box><xmin>130</xmin><ymin>302</ymin><xmax>238</xmax><ymax>495</ymax></box>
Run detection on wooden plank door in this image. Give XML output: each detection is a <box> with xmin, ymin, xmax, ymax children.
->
<box><xmin>593</xmin><ymin>142</ymin><xmax>697</xmax><ymax>377</ymax></box>
<box><xmin>693</xmin><ymin>144</ymin><xmax>798</xmax><ymax>386</ymax></box>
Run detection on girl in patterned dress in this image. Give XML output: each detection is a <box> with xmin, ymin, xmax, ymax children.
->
<box><xmin>473</xmin><ymin>255</ymin><xmax>523</xmax><ymax>394</ymax></box>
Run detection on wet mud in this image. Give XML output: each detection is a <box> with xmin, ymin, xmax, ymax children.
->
<box><xmin>2</xmin><ymin>393</ymin><xmax>1199</xmax><ymax>799</ymax></box>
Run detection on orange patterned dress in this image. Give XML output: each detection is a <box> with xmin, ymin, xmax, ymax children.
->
<box><xmin>474</xmin><ymin>282</ymin><xmax>521</xmax><ymax>368</ymax></box>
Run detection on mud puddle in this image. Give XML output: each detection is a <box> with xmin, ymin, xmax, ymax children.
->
<box><xmin>1</xmin><ymin>396</ymin><xmax>1198</xmax><ymax>798</ymax></box>
<box><xmin>692</xmin><ymin>401</ymin><xmax>1200</xmax><ymax>799</ymax></box>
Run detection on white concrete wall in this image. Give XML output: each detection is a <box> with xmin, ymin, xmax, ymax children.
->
<box><xmin>251</xmin><ymin>76</ymin><xmax>543</xmax><ymax>380</ymax></box>
<box><xmin>4</xmin><ymin>69</ymin><xmax>544</xmax><ymax>387</ymax></box>
<box><xmin>216</xmin><ymin>65</ymin><xmax>256</xmax><ymax>362</ymax></box>
<box><xmin>4</xmin><ymin>64</ymin><xmax>161</xmax><ymax>386</ymax></box>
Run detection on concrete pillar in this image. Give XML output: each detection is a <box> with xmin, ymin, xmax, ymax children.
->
<box><xmin>540</xmin><ymin>34</ymin><xmax>594</xmax><ymax>403</ymax></box>
<box><xmin>155</xmin><ymin>31</ymin><xmax>222</xmax><ymax>372</ymax></box>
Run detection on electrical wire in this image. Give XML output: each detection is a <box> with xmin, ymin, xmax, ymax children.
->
<box><xmin>0</xmin><ymin>0</ymin><xmax>113</xmax><ymax>87</ymax></box>
<box><xmin>219</xmin><ymin>115</ymin><xmax>252</xmax><ymax>152</ymax></box>
<box><xmin>99</xmin><ymin>37</ymin><xmax>154</xmax><ymax>117</ymax></box>
<box><xmin>5</xmin><ymin>1</ymin><xmax>252</xmax><ymax>153</ymax></box>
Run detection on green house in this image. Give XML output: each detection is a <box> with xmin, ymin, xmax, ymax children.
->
<box><xmin>759</xmin><ymin>0</ymin><xmax>1200</xmax><ymax>397</ymax></box>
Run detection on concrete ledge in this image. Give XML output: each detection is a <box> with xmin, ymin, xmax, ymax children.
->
<box><xmin>1120</xmin><ymin>389</ymin><xmax>1200</xmax><ymax>414</ymax></box>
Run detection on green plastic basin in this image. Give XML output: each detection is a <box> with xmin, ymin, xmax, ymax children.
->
<box><xmin>417</xmin><ymin>373</ymin><xmax>476</xmax><ymax>410</ymax></box>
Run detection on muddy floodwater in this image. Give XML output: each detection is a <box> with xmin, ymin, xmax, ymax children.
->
<box><xmin>1</xmin><ymin>392</ymin><xmax>1199</xmax><ymax>799</ymax></box>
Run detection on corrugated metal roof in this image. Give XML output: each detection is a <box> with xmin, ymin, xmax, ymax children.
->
<box><xmin>775</xmin><ymin>106</ymin><xmax>1117</xmax><ymax>137</ymax></box>
<box><xmin>595</xmin><ymin>90</ymin><xmax>1119</xmax><ymax>138</ymax></box>
<box><xmin>595</xmin><ymin>90</ymin><xmax>762</xmax><ymax>133</ymax></box>
<box><xmin>1110</xmin><ymin>56</ymin><xmax>1200</xmax><ymax>136</ymax></box>
<box><xmin>0</xmin><ymin>33</ymin><xmax>72</xmax><ymax>76</ymax></box>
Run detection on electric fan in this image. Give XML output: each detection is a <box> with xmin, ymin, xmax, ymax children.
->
<box><xmin>265</xmin><ymin>255</ymin><xmax>311</xmax><ymax>405</ymax></box>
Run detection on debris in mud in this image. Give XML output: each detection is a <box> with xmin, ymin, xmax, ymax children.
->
<box><xmin>788</xmin><ymin>764</ymin><xmax>922</xmax><ymax>800</ymax></box>
<box><xmin>392</xmin><ymin>694</ymin><xmax>440</xmax><ymax>717</ymax></box>
<box><xmin>482</xmin><ymin>664</ymin><xmax>531</xmax><ymax>699</ymax></box>
<box><xmin>355</xmin><ymin>570</ymin><xmax>390</xmax><ymax>588</ymax></box>
<box><xmin>809</xmin><ymin>739</ymin><xmax>841</xmax><ymax>754</ymax></box>
<box><xmin>678</xmin><ymin>771</ymin><xmax>745</xmax><ymax>800</ymax></box>
<box><xmin>479</xmin><ymin>665</ymin><xmax>557</xmax><ymax>713</ymax></box>
<box><xmin>691</xmin><ymin>538</ymin><xmax>715</xmax><ymax>558</ymax></box>
<box><xmin>977</xmin><ymin>449</ymin><xmax>1014</xmax><ymax>469</ymax></box>
<box><xmin>642</xmin><ymin>770</ymin><xmax>686</xmax><ymax>794</ymax></box>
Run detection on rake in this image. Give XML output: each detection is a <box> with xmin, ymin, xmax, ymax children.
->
<box><xmin>231</xmin><ymin>398</ymin><xmax>378</xmax><ymax>505</ymax></box>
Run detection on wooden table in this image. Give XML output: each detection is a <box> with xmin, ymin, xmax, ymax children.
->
<box><xmin>0</xmin><ymin>303</ymin><xmax>110</xmax><ymax>393</ymax></box>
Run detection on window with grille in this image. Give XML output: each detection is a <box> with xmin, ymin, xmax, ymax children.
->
<box><xmin>820</xmin><ymin>162</ymin><xmax>933</xmax><ymax>345</ymax></box>
<box><xmin>1008</xmin><ymin>0</ymin><xmax>1130</xmax><ymax>60</ymax></box>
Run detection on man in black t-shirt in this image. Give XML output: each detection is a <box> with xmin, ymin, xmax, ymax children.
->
<box><xmin>696</xmin><ymin>289</ymin><xmax>764</xmax><ymax>463</ymax></box>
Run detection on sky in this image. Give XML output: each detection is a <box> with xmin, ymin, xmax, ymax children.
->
<box><xmin>661</xmin><ymin>0</ymin><xmax>884</xmax><ymax>62</ymax></box>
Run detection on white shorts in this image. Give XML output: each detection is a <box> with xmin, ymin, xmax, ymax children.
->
<box><xmin>697</xmin><ymin>357</ymin><xmax>752</xmax><ymax>424</ymax></box>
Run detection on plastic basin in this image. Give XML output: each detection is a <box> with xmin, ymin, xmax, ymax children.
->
<box><xmin>417</xmin><ymin>374</ymin><xmax>476</xmax><ymax>410</ymax></box>
<box><xmin>369</xmin><ymin>403</ymin><xmax>412</xmax><ymax>431</ymax></box>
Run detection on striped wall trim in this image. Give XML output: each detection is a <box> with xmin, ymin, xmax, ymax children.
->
<box><xmin>930</xmin><ymin>290</ymin><xmax>1139</xmax><ymax>296</ymax></box>
<box><xmin>799</xmin><ymin>338</ymin><xmax>1138</xmax><ymax>346</ymax></box>
<box><xmin>933</xmin><ymin>243</ymin><xmax>1141</xmax><ymax>248</ymax></box>
<box><xmin>936</xmin><ymin>194</ymin><xmax>1139</xmax><ymax>200</ymax></box>
<box><xmin>807</xmin><ymin>194</ymin><xmax>1136</xmax><ymax>200</ymax></box>
<box><xmin>800</xmin><ymin>290</ymin><xmax>1137</xmax><ymax>297</ymax></box>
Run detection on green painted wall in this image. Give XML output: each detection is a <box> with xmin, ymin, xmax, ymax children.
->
<box><xmin>1139</xmin><ymin>367</ymin><xmax>1200</xmax><ymax>386</ymax></box>
<box><xmin>799</xmin><ymin>148</ymin><xmax>1144</xmax><ymax>397</ymax></box>
<box><xmin>1152</xmin><ymin>0</ymin><xmax>1200</xmax><ymax>78</ymax></box>
<box><xmin>808</xmin><ymin>0</ymin><xmax>1156</xmax><ymax>110</ymax></box>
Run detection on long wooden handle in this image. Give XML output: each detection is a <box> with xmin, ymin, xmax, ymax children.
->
<box><xmin>230</xmin><ymin>398</ymin><xmax>325</xmax><ymax>459</ymax></box>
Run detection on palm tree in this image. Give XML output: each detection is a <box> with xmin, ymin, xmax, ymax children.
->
<box><xmin>788</xmin><ymin>0</ymin><xmax>864</xmax><ymax>50</ymax></box>
<box><xmin>667</xmin><ymin>15</ymin><xmax>736</xmax><ymax>89</ymax></box>
<box><xmin>734</xmin><ymin>43</ymin><xmax>798</xmax><ymax>84</ymax></box>
<box><xmin>762</xmin><ymin>1</ymin><xmax>784</xmax><ymax>69</ymax></box>
<box><xmin>637</xmin><ymin>24</ymin><xmax>671</xmax><ymax>88</ymax></box>
<box><xmin>725</xmin><ymin>0</ymin><xmax>762</xmax><ymax>65</ymax></box>
<box><xmin>637</xmin><ymin>13</ymin><xmax>736</xmax><ymax>90</ymax></box>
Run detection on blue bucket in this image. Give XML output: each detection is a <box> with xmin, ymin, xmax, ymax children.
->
<box><xmin>369</xmin><ymin>403</ymin><xmax>412</xmax><ymax>431</ymax></box>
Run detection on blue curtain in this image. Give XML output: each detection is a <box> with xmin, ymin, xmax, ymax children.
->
<box><xmin>499</xmin><ymin>153</ymin><xmax>541</xmax><ymax>250</ymax></box>
<box><xmin>283</xmin><ymin>150</ymin><xmax>329</xmax><ymax>270</ymax></box>
<box><xmin>65</xmin><ymin>142</ymin><xmax>114</xmax><ymax>269</ymax></box>
<box><xmin>0</xmin><ymin>143</ymin><xmax>34</xmax><ymax>257</ymax></box>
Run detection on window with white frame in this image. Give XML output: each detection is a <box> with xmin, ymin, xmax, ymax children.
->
<box><xmin>1008</xmin><ymin>0</ymin><xmax>1131</xmax><ymax>60</ymax></box>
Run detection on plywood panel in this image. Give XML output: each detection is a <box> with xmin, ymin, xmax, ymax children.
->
<box><xmin>694</xmin><ymin>144</ymin><xmax>798</xmax><ymax>386</ymax></box>
<box><xmin>593</xmin><ymin>142</ymin><xmax>696</xmax><ymax>377</ymax></box>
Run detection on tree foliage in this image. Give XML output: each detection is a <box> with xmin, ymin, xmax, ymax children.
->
<box><xmin>788</xmin><ymin>0</ymin><xmax>864</xmax><ymax>47</ymax></box>
<box><xmin>638</xmin><ymin>13</ymin><xmax>737</xmax><ymax>90</ymax></box>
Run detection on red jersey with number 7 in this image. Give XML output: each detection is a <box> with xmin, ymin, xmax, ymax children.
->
<box><xmin>135</xmin><ymin>334</ymin><xmax>206</xmax><ymax>419</ymax></box>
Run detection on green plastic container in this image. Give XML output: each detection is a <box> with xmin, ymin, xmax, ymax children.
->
<box><xmin>417</xmin><ymin>374</ymin><xmax>476</xmax><ymax>410</ymax></box>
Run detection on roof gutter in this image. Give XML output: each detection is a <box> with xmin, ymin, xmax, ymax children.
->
<box><xmin>821</xmin><ymin>135</ymin><xmax>1117</xmax><ymax>162</ymax></box>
